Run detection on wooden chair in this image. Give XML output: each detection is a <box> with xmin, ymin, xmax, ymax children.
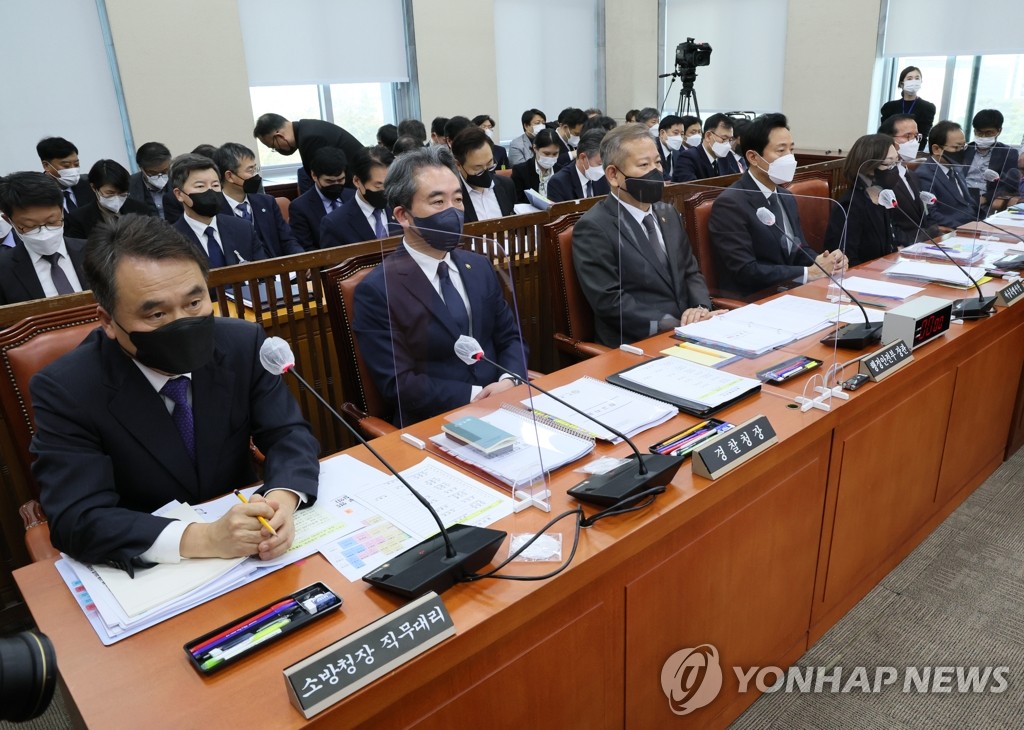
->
<box><xmin>321</xmin><ymin>251</ymin><xmax>398</xmax><ymax>440</ymax></box>
<box><xmin>682</xmin><ymin>189</ymin><xmax>747</xmax><ymax>308</ymax></box>
<box><xmin>786</xmin><ymin>175</ymin><xmax>832</xmax><ymax>253</ymax></box>
<box><xmin>0</xmin><ymin>305</ymin><xmax>102</xmax><ymax>561</ymax></box>
<box><xmin>275</xmin><ymin>196</ymin><xmax>291</xmax><ymax>223</ymax></box>
<box><xmin>540</xmin><ymin>213</ymin><xmax>610</xmax><ymax>363</ymax></box>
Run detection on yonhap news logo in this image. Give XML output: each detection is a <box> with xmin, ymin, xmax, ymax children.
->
<box><xmin>661</xmin><ymin>644</ymin><xmax>1010</xmax><ymax>715</ymax></box>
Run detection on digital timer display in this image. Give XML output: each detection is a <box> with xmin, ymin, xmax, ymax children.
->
<box><xmin>913</xmin><ymin>308</ymin><xmax>952</xmax><ymax>344</ymax></box>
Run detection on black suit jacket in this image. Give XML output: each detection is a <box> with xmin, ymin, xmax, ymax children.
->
<box><xmin>708</xmin><ymin>172</ymin><xmax>815</xmax><ymax>299</ymax></box>
<box><xmin>0</xmin><ymin>237</ymin><xmax>88</xmax><ymax>305</ymax></box>
<box><xmin>58</xmin><ymin>178</ymin><xmax>94</xmax><ymax>214</ymax></box>
<box><xmin>888</xmin><ymin>166</ymin><xmax>936</xmax><ymax>245</ymax></box>
<box><xmin>490</xmin><ymin>140</ymin><xmax>510</xmax><ymax>170</ymax></box>
<box><xmin>319</xmin><ymin>196</ymin><xmax>396</xmax><ymax>249</ymax></box>
<box><xmin>546</xmin><ymin>165</ymin><xmax>610</xmax><ymax>203</ymax></box>
<box><xmin>460</xmin><ymin>175</ymin><xmax>516</xmax><ymax>223</ymax></box>
<box><xmin>288</xmin><ymin>187</ymin><xmax>355</xmax><ymax>251</ymax></box>
<box><xmin>553</xmin><ymin>134</ymin><xmax>575</xmax><ymax>173</ymax></box>
<box><xmin>913</xmin><ymin>158</ymin><xmax>978</xmax><ymax>228</ymax></box>
<box><xmin>655</xmin><ymin>139</ymin><xmax>675</xmax><ymax>180</ymax></box>
<box><xmin>31</xmin><ymin>319</ymin><xmax>320</xmax><ymax>568</ymax></box>
<box><xmin>64</xmin><ymin>198</ymin><xmax>154</xmax><ymax>240</ymax></box>
<box><xmin>294</xmin><ymin>118</ymin><xmax>365</xmax><ymax>178</ymax></box>
<box><xmin>511</xmin><ymin>161</ymin><xmax>543</xmax><ymax>204</ymax></box>
<box><xmin>162</xmin><ymin>188</ymin><xmax>184</xmax><ymax>223</ymax></box>
<box><xmin>172</xmin><ymin>214</ymin><xmax>268</xmax><ymax>267</ymax></box>
<box><xmin>127</xmin><ymin>172</ymin><xmax>165</xmax><ymax>217</ymax></box>
<box><xmin>824</xmin><ymin>183</ymin><xmax>898</xmax><ymax>266</ymax></box>
<box><xmin>218</xmin><ymin>193</ymin><xmax>303</xmax><ymax>257</ymax></box>
<box><xmin>572</xmin><ymin>195</ymin><xmax>712</xmax><ymax>347</ymax></box>
<box><xmin>672</xmin><ymin>145</ymin><xmax>740</xmax><ymax>183</ymax></box>
<box><xmin>352</xmin><ymin>245</ymin><xmax>528</xmax><ymax>427</ymax></box>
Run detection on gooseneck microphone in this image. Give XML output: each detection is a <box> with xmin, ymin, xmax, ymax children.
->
<box><xmin>755</xmin><ymin>207</ymin><xmax>882</xmax><ymax>349</ymax></box>
<box><xmin>453</xmin><ymin>336</ymin><xmax>684</xmax><ymax>506</ymax></box>
<box><xmin>260</xmin><ymin>336</ymin><xmax>506</xmax><ymax>599</ymax></box>
<box><xmin>890</xmin><ymin>191</ymin><xmax>996</xmax><ymax>319</ymax></box>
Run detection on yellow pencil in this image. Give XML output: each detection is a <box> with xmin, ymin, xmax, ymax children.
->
<box><xmin>233</xmin><ymin>490</ymin><xmax>278</xmax><ymax>537</ymax></box>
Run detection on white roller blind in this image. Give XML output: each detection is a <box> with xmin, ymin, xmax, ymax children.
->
<box><xmin>664</xmin><ymin>0</ymin><xmax>788</xmax><ymax>114</ymax></box>
<box><xmin>238</xmin><ymin>0</ymin><xmax>410</xmax><ymax>85</ymax></box>
<box><xmin>883</xmin><ymin>0</ymin><xmax>1023</xmax><ymax>57</ymax></box>
<box><xmin>493</xmin><ymin>0</ymin><xmax>599</xmax><ymax>141</ymax></box>
<box><xmin>0</xmin><ymin>1</ymin><xmax>130</xmax><ymax>173</ymax></box>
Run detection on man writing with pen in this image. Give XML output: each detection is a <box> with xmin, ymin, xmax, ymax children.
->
<box><xmin>30</xmin><ymin>213</ymin><xmax>320</xmax><ymax>575</ymax></box>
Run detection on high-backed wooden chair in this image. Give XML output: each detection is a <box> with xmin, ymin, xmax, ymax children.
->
<box><xmin>541</xmin><ymin>213</ymin><xmax>610</xmax><ymax>363</ymax></box>
<box><xmin>0</xmin><ymin>305</ymin><xmax>102</xmax><ymax>561</ymax></box>
<box><xmin>322</xmin><ymin>251</ymin><xmax>398</xmax><ymax>439</ymax></box>
<box><xmin>275</xmin><ymin>196</ymin><xmax>291</xmax><ymax>223</ymax></box>
<box><xmin>786</xmin><ymin>175</ymin><xmax>832</xmax><ymax>253</ymax></box>
<box><xmin>681</xmin><ymin>189</ymin><xmax>746</xmax><ymax>309</ymax></box>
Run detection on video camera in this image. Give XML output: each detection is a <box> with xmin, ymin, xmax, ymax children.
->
<box><xmin>0</xmin><ymin>630</ymin><xmax>57</xmax><ymax>722</ymax></box>
<box><xmin>676</xmin><ymin>37</ymin><xmax>712</xmax><ymax>70</ymax></box>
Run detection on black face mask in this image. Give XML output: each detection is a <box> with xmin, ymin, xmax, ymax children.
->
<box><xmin>622</xmin><ymin>168</ymin><xmax>665</xmax><ymax>204</ymax></box>
<box><xmin>241</xmin><ymin>174</ymin><xmax>262</xmax><ymax>194</ymax></box>
<box><xmin>873</xmin><ymin>168</ymin><xmax>899</xmax><ymax>187</ymax></box>
<box><xmin>319</xmin><ymin>183</ymin><xmax>347</xmax><ymax>201</ymax></box>
<box><xmin>119</xmin><ymin>314</ymin><xmax>215</xmax><ymax>375</ymax></box>
<box><xmin>412</xmin><ymin>207</ymin><xmax>464</xmax><ymax>252</ymax></box>
<box><xmin>464</xmin><ymin>169</ymin><xmax>494</xmax><ymax>188</ymax></box>
<box><xmin>188</xmin><ymin>189</ymin><xmax>221</xmax><ymax>217</ymax></box>
<box><xmin>363</xmin><ymin>188</ymin><xmax>388</xmax><ymax>209</ymax></box>
<box><xmin>942</xmin><ymin>148</ymin><xmax>965</xmax><ymax>167</ymax></box>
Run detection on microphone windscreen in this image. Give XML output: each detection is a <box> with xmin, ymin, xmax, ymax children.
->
<box><xmin>454</xmin><ymin>335</ymin><xmax>484</xmax><ymax>365</ymax></box>
<box><xmin>755</xmin><ymin>207</ymin><xmax>776</xmax><ymax>226</ymax></box>
<box><xmin>878</xmin><ymin>189</ymin><xmax>898</xmax><ymax>209</ymax></box>
<box><xmin>260</xmin><ymin>336</ymin><xmax>295</xmax><ymax>375</ymax></box>
<box><xmin>919</xmin><ymin>190</ymin><xmax>937</xmax><ymax>205</ymax></box>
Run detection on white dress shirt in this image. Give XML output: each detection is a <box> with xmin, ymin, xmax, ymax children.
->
<box><xmin>223</xmin><ymin>192</ymin><xmax>253</xmax><ymax>220</ymax></box>
<box><xmin>355</xmin><ymin>192</ymin><xmax>383</xmax><ymax>237</ymax></box>
<box><xmin>29</xmin><ymin>239</ymin><xmax>84</xmax><ymax>297</ymax></box>
<box><xmin>463</xmin><ymin>177</ymin><xmax>504</xmax><ymax>220</ymax></box>
<box><xmin>183</xmin><ymin>213</ymin><xmax>226</xmax><ymax>260</ymax></box>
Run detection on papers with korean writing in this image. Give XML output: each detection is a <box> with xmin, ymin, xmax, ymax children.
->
<box><xmin>614</xmin><ymin>357</ymin><xmax>761</xmax><ymax>409</ymax></box>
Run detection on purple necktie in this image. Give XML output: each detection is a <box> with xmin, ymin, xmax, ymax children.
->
<box><xmin>373</xmin><ymin>208</ymin><xmax>387</xmax><ymax>239</ymax></box>
<box><xmin>161</xmin><ymin>377</ymin><xmax>195</xmax><ymax>462</ymax></box>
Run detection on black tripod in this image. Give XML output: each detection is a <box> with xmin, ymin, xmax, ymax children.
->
<box><xmin>659</xmin><ymin>66</ymin><xmax>701</xmax><ymax>118</ymax></box>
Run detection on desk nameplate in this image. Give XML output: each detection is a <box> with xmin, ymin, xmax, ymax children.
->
<box><xmin>858</xmin><ymin>340</ymin><xmax>914</xmax><ymax>382</ymax></box>
<box><xmin>997</xmin><ymin>279</ymin><xmax>1024</xmax><ymax>307</ymax></box>
<box><xmin>692</xmin><ymin>415</ymin><xmax>777</xmax><ymax>480</ymax></box>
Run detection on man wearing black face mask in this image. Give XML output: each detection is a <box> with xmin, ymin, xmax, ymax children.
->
<box><xmin>288</xmin><ymin>148</ymin><xmax>355</xmax><ymax>251</ymax></box>
<box><xmin>352</xmin><ymin>146</ymin><xmax>527</xmax><ymax>427</ymax></box>
<box><xmin>914</xmin><ymin>120</ymin><xmax>978</xmax><ymax>229</ymax></box>
<box><xmin>214</xmin><ymin>143</ymin><xmax>303</xmax><ymax>257</ymax></box>
<box><xmin>571</xmin><ymin>124</ymin><xmax>713</xmax><ymax>347</ymax></box>
<box><xmin>320</xmin><ymin>146</ymin><xmax>397</xmax><ymax>248</ymax></box>
<box><xmin>169</xmin><ymin>154</ymin><xmax>268</xmax><ymax>267</ymax></box>
<box><xmin>450</xmin><ymin>126</ymin><xmax>516</xmax><ymax>222</ymax></box>
<box><xmin>30</xmin><ymin>214</ymin><xmax>320</xmax><ymax>572</ymax></box>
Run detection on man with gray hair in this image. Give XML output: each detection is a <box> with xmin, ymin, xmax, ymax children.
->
<box><xmin>546</xmin><ymin>130</ymin><xmax>610</xmax><ymax>202</ymax></box>
<box><xmin>572</xmin><ymin>123</ymin><xmax>712</xmax><ymax>346</ymax></box>
<box><xmin>352</xmin><ymin>146</ymin><xmax>527</xmax><ymax>427</ymax></box>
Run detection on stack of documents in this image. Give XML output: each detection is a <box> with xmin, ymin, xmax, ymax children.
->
<box><xmin>884</xmin><ymin>260</ymin><xmax>987</xmax><ymax>288</ymax></box>
<box><xmin>430</xmin><ymin>404</ymin><xmax>594</xmax><ymax>487</ymax></box>
<box><xmin>607</xmin><ymin>357</ymin><xmax>761</xmax><ymax>417</ymax></box>
<box><xmin>57</xmin><ymin>456</ymin><xmax>512</xmax><ymax>644</ymax></box>
<box><xmin>519</xmin><ymin>376</ymin><xmax>678</xmax><ymax>442</ymax></box>
<box><xmin>901</xmin><ymin>239</ymin><xmax>987</xmax><ymax>265</ymax></box>
<box><xmin>987</xmin><ymin>210</ymin><xmax>1024</xmax><ymax>229</ymax></box>
<box><xmin>676</xmin><ymin>295</ymin><xmax>853</xmax><ymax>356</ymax></box>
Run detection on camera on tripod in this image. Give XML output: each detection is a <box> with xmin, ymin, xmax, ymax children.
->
<box><xmin>0</xmin><ymin>629</ymin><xmax>57</xmax><ymax>722</ymax></box>
<box><xmin>676</xmin><ymin>37</ymin><xmax>712</xmax><ymax>71</ymax></box>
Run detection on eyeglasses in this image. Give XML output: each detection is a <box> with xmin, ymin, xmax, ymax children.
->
<box><xmin>14</xmin><ymin>219</ymin><xmax>63</xmax><ymax>236</ymax></box>
<box><xmin>709</xmin><ymin>130</ymin><xmax>735</xmax><ymax>143</ymax></box>
<box><xmin>894</xmin><ymin>133</ymin><xmax>923</xmax><ymax>144</ymax></box>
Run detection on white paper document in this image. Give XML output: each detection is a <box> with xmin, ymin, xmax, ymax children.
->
<box><xmin>884</xmin><ymin>260</ymin><xmax>986</xmax><ymax>287</ymax></box>
<box><xmin>839</xmin><ymin>276</ymin><xmax>924</xmax><ymax>300</ymax></box>
<box><xmin>617</xmin><ymin>357</ymin><xmax>761</xmax><ymax>409</ymax></box>
<box><xmin>986</xmin><ymin>211</ymin><xmax>1024</xmax><ymax>229</ymax></box>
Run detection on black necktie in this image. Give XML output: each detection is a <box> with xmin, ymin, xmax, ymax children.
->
<box><xmin>711</xmin><ymin>158</ymin><xmax>720</xmax><ymax>176</ymax></box>
<box><xmin>41</xmin><ymin>252</ymin><xmax>75</xmax><ymax>295</ymax></box>
<box><xmin>641</xmin><ymin>214</ymin><xmax>668</xmax><ymax>268</ymax></box>
<box><xmin>205</xmin><ymin>226</ymin><xmax>227</xmax><ymax>268</ymax></box>
<box><xmin>63</xmin><ymin>190</ymin><xmax>77</xmax><ymax>212</ymax></box>
<box><xmin>160</xmin><ymin>377</ymin><xmax>195</xmax><ymax>462</ymax></box>
<box><xmin>437</xmin><ymin>261</ymin><xmax>469</xmax><ymax>335</ymax></box>
<box><xmin>770</xmin><ymin>194</ymin><xmax>791</xmax><ymax>253</ymax></box>
<box><xmin>585</xmin><ymin>180</ymin><xmax>593</xmax><ymax>197</ymax></box>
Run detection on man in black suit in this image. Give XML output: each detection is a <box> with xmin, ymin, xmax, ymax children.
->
<box><xmin>287</xmin><ymin>148</ymin><xmax>355</xmax><ymax>251</ymax></box>
<box><xmin>168</xmin><ymin>154</ymin><xmax>268</xmax><ymax>267</ymax></box>
<box><xmin>553</xmin><ymin>107</ymin><xmax>587</xmax><ymax>172</ymax></box>
<box><xmin>672</xmin><ymin>113</ymin><xmax>741</xmax><ymax>183</ymax></box>
<box><xmin>913</xmin><ymin>121</ymin><xmax>978</xmax><ymax>229</ymax></box>
<box><xmin>709</xmin><ymin>114</ymin><xmax>846</xmax><ymax>300</ymax></box>
<box><xmin>253</xmin><ymin>113</ymin><xmax>364</xmax><ymax>185</ymax></box>
<box><xmin>36</xmin><ymin>137</ymin><xmax>92</xmax><ymax>214</ymax></box>
<box><xmin>65</xmin><ymin>159</ymin><xmax>155</xmax><ymax>240</ymax></box>
<box><xmin>353</xmin><ymin>146</ymin><xmax>527</xmax><ymax>427</ymax></box>
<box><xmin>963</xmin><ymin>108</ymin><xmax>1021</xmax><ymax>215</ymax></box>
<box><xmin>127</xmin><ymin>142</ymin><xmax>172</xmax><ymax>219</ymax></box>
<box><xmin>450</xmin><ymin>127</ymin><xmax>515</xmax><ymax>222</ymax></box>
<box><xmin>652</xmin><ymin>114</ymin><xmax>684</xmax><ymax>180</ymax></box>
<box><xmin>0</xmin><ymin>172</ymin><xmax>87</xmax><ymax>305</ymax></box>
<box><xmin>31</xmin><ymin>214</ymin><xmax>319</xmax><ymax>570</ymax></box>
<box><xmin>214</xmin><ymin>143</ymin><xmax>303</xmax><ymax>257</ymax></box>
<box><xmin>572</xmin><ymin>124</ymin><xmax>713</xmax><ymax>347</ymax></box>
<box><xmin>546</xmin><ymin>130</ymin><xmax>610</xmax><ymax>203</ymax></box>
<box><xmin>878</xmin><ymin>114</ymin><xmax>936</xmax><ymax>244</ymax></box>
<box><xmin>320</xmin><ymin>146</ymin><xmax>396</xmax><ymax>248</ymax></box>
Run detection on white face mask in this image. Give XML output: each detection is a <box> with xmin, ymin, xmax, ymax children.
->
<box><xmin>664</xmin><ymin>135</ymin><xmax>683</xmax><ymax>151</ymax></box>
<box><xmin>685</xmin><ymin>134</ymin><xmax>702</xmax><ymax>149</ymax></box>
<box><xmin>648</xmin><ymin>126</ymin><xmax>660</xmax><ymax>139</ymax></box>
<box><xmin>483</xmin><ymin>128</ymin><xmax>495</xmax><ymax>141</ymax></box>
<box><xmin>531</xmin><ymin>123</ymin><xmax>546</xmax><ymax>136</ymax></box>
<box><xmin>902</xmin><ymin>79</ymin><xmax>922</xmax><ymax>94</ymax></box>
<box><xmin>19</xmin><ymin>225</ymin><xmax>64</xmax><ymax>256</ymax></box>
<box><xmin>974</xmin><ymin>135</ymin><xmax>997</xmax><ymax>150</ymax></box>
<box><xmin>145</xmin><ymin>173</ymin><xmax>168</xmax><ymax>190</ymax></box>
<box><xmin>567</xmin><ymin>134</ymin><xmax>581</xmax><ymax>147</ymax></box>
<box><xmin>711</xmin><ymin>140</ymin><xmax>733</xmax><ymax>158</ymax></box>
<box><xmin>897</xmin><ymin>139</ymin><xmax>919</xmax><ymax>161</ymax></box>
<box><xmin>0</xmin><ymin>217</ymin><xmax>11</xmax><ymax>240</ymax></box>
<box><xmin>53</xmin><ymin>167</ymin><xmax>81</xmax><ymax>188</ymax></box>
<box><xmin>98</xmin><ymin>194</ymin><xmax>128</xmax><ymax>213</ymax></box>
<box><xmin>584</xmin><ymin>162</ymin><xmax>605</xmax><ymax>182</ymax></box>
<box><xmin>763</xmin><ymin>153</ymin><xmax>797</xmax><ymax>184</ymax></box>
<box><xmin>536</xmin><ymin>155</ymin><xmax>557</xmax><ymax>170</ymax></box>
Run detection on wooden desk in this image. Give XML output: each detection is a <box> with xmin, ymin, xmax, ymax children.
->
<box><xmin>15</xmin><ymin>257</ymin><xmax>1024</xmax><ymax>729</ymax></box>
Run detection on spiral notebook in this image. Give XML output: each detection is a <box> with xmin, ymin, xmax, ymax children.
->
<box><xmin>429</xmin><ymin>404</ymin><xmax>594</xmax><ymax>487</ymax></box>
